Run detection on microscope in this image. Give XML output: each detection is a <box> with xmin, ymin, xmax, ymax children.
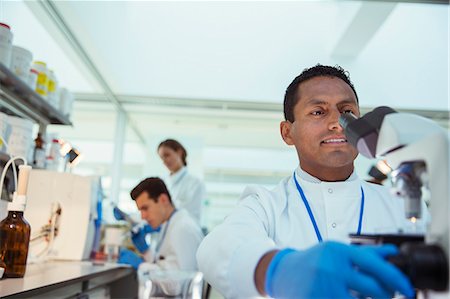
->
<box><xmin>340</xmin><ymin>106</ymin><xmax>449</xmax><ymax>298</ymax></box>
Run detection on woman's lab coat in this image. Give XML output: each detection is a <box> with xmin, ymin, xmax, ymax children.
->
<box><xmin>167</xmin><ymin>167</ymin><xmax>206</xmax><ymax>224</ymax></box>
<box><xmin>197</xmin><ymin>167</ymin><xmax>429</xmax><ymax>298</ymax></box>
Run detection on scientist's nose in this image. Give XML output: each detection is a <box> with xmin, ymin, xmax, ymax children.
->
<box><xmin>328</xmin><ymin>110</ymin><xmax>344</xmax><ymax>132</ymax></box>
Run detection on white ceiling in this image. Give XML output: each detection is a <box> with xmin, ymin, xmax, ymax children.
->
<box><xmin>4</xmin><ymin>1</ymin><xmax>448</xmax><ymax>106</ymax></box>
<box><xmin>2</xmin><ymin>1</ymin><xmax>449</xmax><ymax>148</ymax></box>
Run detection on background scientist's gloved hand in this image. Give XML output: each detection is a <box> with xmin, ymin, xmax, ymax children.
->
<box><xmin>113</xmin><ymin>207</ymin><xmax>126</xmax><ymax>221</ymax></box>
<box><xmin>142</xmin><ymin>223</ymin><xmax>160</xmax><ymax>234</ymax></box>
<box><xmin>265</xmin><ymin>241</ymin><xmax>415</xmax><ymax>299</ymax></box>
<box><xmin>131</xmin><ymin>224</ymin><xmax>160</xmax><ymax>253</ymax></box>
<box><xmin>118</xmin><ymin>248</ymin><xmax>144</xmax><ymax>269</ymax></box>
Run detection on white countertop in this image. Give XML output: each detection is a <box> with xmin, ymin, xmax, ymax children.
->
<box><xmin>0</xmin><ymin>261</ymin><xmax>132</xmax><ymax>298</ymax></box>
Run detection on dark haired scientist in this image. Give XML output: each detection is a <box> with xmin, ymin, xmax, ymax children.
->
<box><xmin>118</xmin><ymin>177</ymin><xmax>203</xmax><ymax>272</ymax></box>
<box><xmin>197</xmin><ymin>65</ymin><xmax>428</xmax><ymax>298</ymax></box>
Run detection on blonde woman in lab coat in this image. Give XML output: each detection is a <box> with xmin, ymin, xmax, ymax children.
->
<box><xmin>118</xmin><ymin>177</ymin><xmax>204</xmax><ymax>297</ymax></box>
<box><xmin>158</xmin><ymin>139</ymin><xmax>206</xmax><ymax>225</ymax></box>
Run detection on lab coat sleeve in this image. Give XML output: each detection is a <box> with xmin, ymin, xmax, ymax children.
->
<box><xmin>197</xmin><ymin>193</ymin><xmax>278</xmax><ymax>298</ymax></box>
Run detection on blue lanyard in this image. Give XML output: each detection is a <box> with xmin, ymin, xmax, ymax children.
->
<box><xmin>154</xmin><ymin>209</ymin><xmax>178</xmax><ymax>260</ymax></box>
<box><xmin>293</xmin><ymin>172</ymin><xmax>365</xmax><ymax>242</ymax></box>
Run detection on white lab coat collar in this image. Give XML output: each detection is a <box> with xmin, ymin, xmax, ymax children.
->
<box><xmin>296</xmin><ymin>165</ymin><xmax>358</xmax><ymax>183</ymax></box>
<box><xmin>169</xmin><ymin>166</ymin><xmax>187</xmax><ymax>185</ymax></box>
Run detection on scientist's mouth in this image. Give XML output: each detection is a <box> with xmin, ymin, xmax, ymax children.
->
<box><xmin>320</xmin><ymin>137</ymin><xmax>348</xmax><ymax>144</ymax></box>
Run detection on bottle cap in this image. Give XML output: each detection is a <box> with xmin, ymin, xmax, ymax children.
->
<box><xmin>0</xmin><ymin>23</ymin><xmax>10</xmax><ymax>30</ymax></box>
<box><xmin>7</xmin><ymin>192</ymin><xmax>26</xmax><ymax>212</ymax></box>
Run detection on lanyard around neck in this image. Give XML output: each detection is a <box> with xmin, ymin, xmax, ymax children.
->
<box><xmin>293</xmin><ymin>172</ymin><xmax>365</xmax><ymax>243</ymax></box>
<box><xmin>154</xmin><ymin>209</ymin><xmax>178</xmax><ymax>260</ymax></box>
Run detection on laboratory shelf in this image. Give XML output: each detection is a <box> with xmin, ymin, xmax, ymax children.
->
<box><xmin>0</xmin><ymin>63</ymin><xmax>71</xmax><ymax>126</ymax></box>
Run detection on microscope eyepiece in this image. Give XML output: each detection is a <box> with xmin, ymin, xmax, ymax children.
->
<box><xmin>339</xmin><ymin>106</ymin><xmax>397</xmax><ymax>158</ymax></box>
<box><xmin>338</xmin><ymin>111</ymin><xmax>358</xmax><ymax>131</ymax></box>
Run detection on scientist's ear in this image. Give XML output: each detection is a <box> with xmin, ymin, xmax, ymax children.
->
<box><xmin>280</xmin><ymin>121</ymin><xmax>295</xmax><ymax>146</ymax></box>
<box><xmin>158</xmin><ymin>193</ymin><xmax>170</xmax><ymax>205</ymax></box>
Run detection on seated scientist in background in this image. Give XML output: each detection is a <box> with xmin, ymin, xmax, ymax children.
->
<box><xmin>158</xmin><ymin>139</ymin><xmax>206</xmax><ymax>224</ymax></box>
<box><xmin>118</xmin><ymin>177</ymin><xmax>204</xmax><ymax>273</ymax></box>
<box><xmin>197</xmin><ymin>64</ymin><xmax>428</xmax><ymax>299</ymax></box>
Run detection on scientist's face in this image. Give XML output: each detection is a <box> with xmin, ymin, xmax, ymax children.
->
<box><xmin>158</xmin><ymin>146</ymin><xmax>183</xmax><ymax>174</ymax></box>
<box><xmin>280</xmin><ymin>76</ymin><xmax>359</xmax><ymax>181</ymax></box>
<box><xmin>135</xmin><ymin>191</ymin><xmax>166</xmax><ymax>228</ymax></box>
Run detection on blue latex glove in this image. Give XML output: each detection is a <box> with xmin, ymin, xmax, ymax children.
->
<box><xmin>113</xmin><ymin>207</ymin><xmax>126</xmax><ymax>221</ymax></box>
<box><xmin>118</xmin><ymin>248</ymin><xmax>144</xmax><ymax>269</ymax></box>
<box><xmin>131</xmin><ymin>224</ymin><xmax>160</xmax><ymax>253</ymax></box>
<box><xmin>143</xmin><ymin>223</ymin><xmax>161</xmax><ymax>234</ymax></box>
<box><xmin>265</xmin><ymin>241</ymin><xmax>415</xmax><ymax>299</ymax></box>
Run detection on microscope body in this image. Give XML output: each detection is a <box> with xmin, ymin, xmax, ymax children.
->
<box><xmin>340</xmin><ymin>108</ymin><xmax>450</xmax><ymax>297</ymax></box>
<box><xmin>377</xmin><ymin>113</ymin><xmax>449</xmax><ymax>297</ymax></box>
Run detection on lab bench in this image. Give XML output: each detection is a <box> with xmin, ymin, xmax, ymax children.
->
<box><xmin>0</xmin><ymin>261</ymin><xmax>138</xmax><ymax>299</ymax></box>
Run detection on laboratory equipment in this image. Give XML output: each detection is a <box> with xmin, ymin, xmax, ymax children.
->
<box><xmin>141</xmin><ymin>270</ymin><xmax>204</xmax><ymax>299</ymax></box>
<box><xmin>103</xmin><ymin>226</ymin><xmax>124</xmax><ymax>262</ymax></box>
<box><xmin>340</xmin><ymin>106</ymin><xmax>450</xmax><ymax>297</ymax></box>
<box><xmin>0</xmin><ymin>165</ymin><xmax>32</xmax><ymax>277</ymax></box>
<box><xmin>25</xmin><ymin>170</ymin><xmax>102</xmax><ymax>261</ymax></box>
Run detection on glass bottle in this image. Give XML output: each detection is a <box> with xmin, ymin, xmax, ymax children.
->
<box><xmin>0</xmin><ymin>209</ymin><xmax>31</xmax><ymax>277</ymax></box>
<box><xmin>33</xmin><ymin>133</ymin><xmax>46</xmax><ymax>168</ymax></box>
<box><xmin>0</xmin><ymin>165</ymin><xmax>32</xmax><ymax>278</ymax></box>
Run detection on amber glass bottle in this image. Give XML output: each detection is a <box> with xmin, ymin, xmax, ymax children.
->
<box><xmin>0</xmin><ymin>209</ymin><xmax>31</xmax><ymax>277</ymax></box>
<box><xmin>0</xmin><ymin>165</ymin><xmax>32</xmax><ymax>278</ymax></box>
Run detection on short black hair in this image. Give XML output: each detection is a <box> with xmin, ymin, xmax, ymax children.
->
<box><xmin>284</xmin><ymin>64</ymin><xmax>359</xmax><ymax>122</ymax></box>
<box><xmin>130</xmin><ymin>177</ymin><xmax>172</xmax><ymax>204</ymax></box>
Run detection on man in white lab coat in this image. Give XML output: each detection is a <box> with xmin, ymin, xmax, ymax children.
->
<box><xmin>197</xmin><ymin>64</ymin><xmax>427</xmax><ymax>299</ymax></box>
<box><xmin>118</xmin><ymin>177</ymin><xmax>204</xmax><ymax>296</ymax></box>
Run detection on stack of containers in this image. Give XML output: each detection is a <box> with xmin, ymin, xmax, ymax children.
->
<box><xmin>0</xmin><ymin>23</ymin><xmax>75</xmax><ymax>134</ymax></box>
<box><xmin>10</xmin><ymin>46</ymin><xmax>33</xmax><ymax>84</ymax></box>
<box><xmin>0</xmin><ymin>23</ymin><xmax>13</xmax><ymax>67</ymax></box>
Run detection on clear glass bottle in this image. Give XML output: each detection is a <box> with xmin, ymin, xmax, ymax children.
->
<box><xmin>0</xmin><ymin>209</ymin><xmax>31</xmax><ymax>277</ymax></box>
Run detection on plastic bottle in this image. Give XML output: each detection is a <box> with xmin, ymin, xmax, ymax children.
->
<box><xmin>32</xmin><ymin>61</ymin><xmax>48</xmax><ymax>98</ymax></box>
<box><xmin>46</xmin><ymin>137</ymin><xmax>61</xmax><ymax>170</ymax></box>
<box><xmin>10</xmin><ymin>46</ymin><xmax>33</xmax><ymax>83</ymax></box>
<box><xmin>47</xmin><ymin>70</ymin><xmax>59</xmax><ymax>108</ymax></box>
<box><xmin>0</xmin><ymin>23</ymin><xmax>13</xmax><ymax>68</ymax></box>
<box><xmin>0</xmin><ymin>165</ymin><xmax>32</xmax><ymax>278</ymax></box>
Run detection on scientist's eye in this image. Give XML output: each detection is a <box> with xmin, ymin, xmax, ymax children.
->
<box><xmin>311</xmin><ymin>110</ymin><xmax>324</xmax><ymax>116</ymax></box>
<box><xmin>342</xmin><ymin>109</ymin><xmax>353</xmax><ymax>114</ymax></box>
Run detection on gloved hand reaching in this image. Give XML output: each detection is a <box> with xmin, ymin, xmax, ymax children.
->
<box><xmin>113</xmin><ymin>207</ymin><xmax>126</xmax><ymax>221</ymax></box>
<box><xmin>131</xmin><ymin>224</ymin><xmax>160</xmax><ymax>253</ymax></box>
<box><xmin>118</xmin><ymin>248</ymin><xmax>144</xmax><ymax>269</ymax></box>
<box><xmin>265</xmin><ymin>241</ymin><xmax>415</xmax><ymax>299</ymax></box>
